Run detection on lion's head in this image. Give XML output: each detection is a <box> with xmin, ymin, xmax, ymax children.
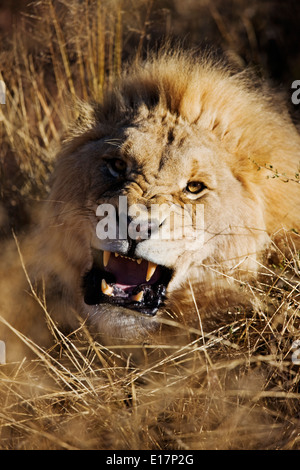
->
<box><xmin>36</xmin><ymin>50</ymin><xmax>300</xmax><ymax>344</ymax></box>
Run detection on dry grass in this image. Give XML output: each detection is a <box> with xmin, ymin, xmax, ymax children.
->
<box><xmin>0</xmin><ymin>247</ymin><xmax>299</xmax><ymax>449</ymax></box>
<box><xmin>0</xmin><ymin>0</ymin><xmax>299</xmax><ymax>450</ymax></box>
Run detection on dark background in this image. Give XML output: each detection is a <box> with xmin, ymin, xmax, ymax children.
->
<box><xmin>1</xmin><ymin>0</ymin><xmax>299</xmax><ymax>88</ymax></box>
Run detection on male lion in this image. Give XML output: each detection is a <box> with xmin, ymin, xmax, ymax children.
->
<box><xmin>2</xmin><ymin>50</ymin><xmax>300</xmax><ymax>356</ymax></box>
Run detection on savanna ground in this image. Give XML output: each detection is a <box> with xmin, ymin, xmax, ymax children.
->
<box><xmin>0</xmin><ymin>0</ymin><xmax>299</xmax><ymax>450</ymax></box>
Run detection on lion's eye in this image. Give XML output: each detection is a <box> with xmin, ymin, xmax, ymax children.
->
<box><xmin>107</xmin><ymin>159</ymin><xmax>127</xmax><ymax>177</ymax></box>
<box><xmin>185</xmin><ymin>181</ymin><xmax>206</xmax><ymax>195</ymax></box>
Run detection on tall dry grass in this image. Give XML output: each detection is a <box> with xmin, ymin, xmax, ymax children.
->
<box><xmin>0</xmin><ymin>0</ymin><xmax>299</xmax><ymax>450</ymax></box>
<box><xmin>0</xmin><ymin>0</ymin><xmax>127</xmax><ymax>235</ymax></box>
<box><xmin>0</xmin><ymin>245</ymin><xmax>299</xmax><ymax>449</ymax></box>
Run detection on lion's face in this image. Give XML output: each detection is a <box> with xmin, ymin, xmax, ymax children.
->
<box><xmin>44</xmin><ymin>105</ymin><xmax>269</xmax><ymax>343</ymax></box>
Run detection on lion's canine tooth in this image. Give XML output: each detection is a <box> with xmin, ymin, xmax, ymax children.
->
<box><xmin>101</xmin><ymin>279</ymin><xmax>113</xmax><ymax>296</ymax></box>
<box><xmin>146</xmin><ymin>261</ymin><xmax>157</xmax><ymax>282</ymax></box>
<box><xmin>137</xmin><ymin>258</ymin><xmax>142</xmax><ymax>264</ymax></box>
<box><xmin>115</xmin><ymin>252</ymin><xmax>119</xmax><ymax>257</ymax></box>
<box><xmin>132</xmin><ymin>291</ymin><xmax>144</xmax><ymax>302</ymax></box>
<box><xmin>103</xmin><ymin>251</ymin><xmax>111</xmax><ymax>267</ymax></box>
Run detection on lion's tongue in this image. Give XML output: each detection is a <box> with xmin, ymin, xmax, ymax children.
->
<box><xmin>104</xmin><ymin>254</ymin><xmax>160</xmax><ymax>289</ymax></box>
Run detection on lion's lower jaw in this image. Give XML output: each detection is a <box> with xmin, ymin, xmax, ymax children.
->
<box><xmin>84</xmin><ymin>303</ymin><xmax>161</xmax><ymax>345</ymax></box>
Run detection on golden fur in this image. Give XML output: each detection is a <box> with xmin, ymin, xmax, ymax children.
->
<box><xmin>1</xmin><ymin>49</ymin><xmax>299</xmax><ymax>358</ymax></box>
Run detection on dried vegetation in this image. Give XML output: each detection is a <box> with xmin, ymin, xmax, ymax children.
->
<box><xmin>0</xmin><ymin>0</ymin><xmax>299</xmax><ymax>450</ymax></box>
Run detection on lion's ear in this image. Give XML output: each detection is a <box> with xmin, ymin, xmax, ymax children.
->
<box><xmin>65</xmin><ymin>97</ymin><xmax>97</xmax><ymax>140</ymax></box>
<box><xmin>74</xmin><ymin>99</ymin><xmax>98</xmax><ymax>132</ymax></box>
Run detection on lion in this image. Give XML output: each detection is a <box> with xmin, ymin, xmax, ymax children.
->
<box><xmin>1</xmin><ymin>49</ymin><xmax>300</xmax><ymax>358</ymax></box>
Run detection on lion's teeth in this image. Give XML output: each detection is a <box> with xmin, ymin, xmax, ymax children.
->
<box><xmin>101</xmin><ymin>279</ymin><xmax>113</xmax><ymax>296</ymax></box>
<box><xmin>103</xmin><ymin>251</ymin><xmax>111</xmax><ymax>267</ymax></box>
<box><xmin>113</xmin><ymin>253</ymin><xmax>142</xmax><ymax>264</ymax></box>
<box><xmin>146</xmin><ymin>261</ymin><xmax>157</xmax><ymax>282</ymax></box>
<box><xmin>132</xmin><ymin>291</ymin><xmax>144</xmax><ymax>302</ymax></box>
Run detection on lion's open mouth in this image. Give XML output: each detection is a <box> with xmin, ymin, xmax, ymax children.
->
<box><xmin>82</xmin><ymin>250</ymin><xmax>173</xmax><ymax>316</ymax></box>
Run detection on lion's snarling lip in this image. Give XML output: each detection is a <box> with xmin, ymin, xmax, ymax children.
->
<box><xmin>82</xmin><ymin>250</ymin><xmax>173</xmax><ymax>316</ymax></box>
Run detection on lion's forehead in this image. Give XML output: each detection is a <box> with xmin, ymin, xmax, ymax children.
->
<box><xmin>116</xmin><ymin>114</ymin><xmax>219</xmax><ymax>172</ymax></box>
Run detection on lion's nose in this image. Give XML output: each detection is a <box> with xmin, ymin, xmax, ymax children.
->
<box><xmin>127</xmin><ymin>217</ymin><xmax>159</xmax><ymax>241</ymax></box>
